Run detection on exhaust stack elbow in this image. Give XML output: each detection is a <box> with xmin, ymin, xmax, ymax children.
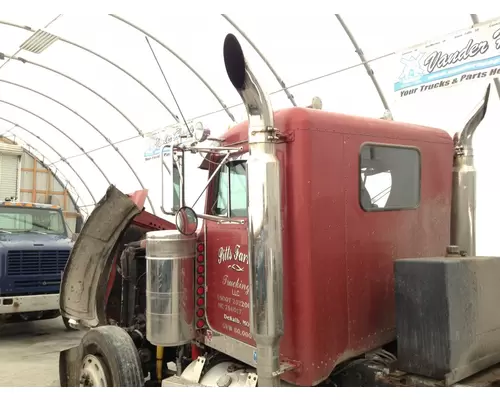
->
<box><xmin>223</xmin><ymin>34</ymin><xmax>274</xmax><ymax>136</ymax></box>
<box><xmin>459</xmin><ymin>84</ymin><xmax>491</xmax><ymax>153</ymax></box>
<box><xmin>223</xmin><ymin>33</ymin><xmax>284</xmax><ymax>387</ymax></box>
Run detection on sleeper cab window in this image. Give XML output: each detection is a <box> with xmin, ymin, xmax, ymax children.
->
<box><xmin>359</xmin><ymin>143</ymin><xmax>421</xmax><ymax>211</ymax></box>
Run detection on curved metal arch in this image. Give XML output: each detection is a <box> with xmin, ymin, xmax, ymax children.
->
<box><xmin>0</xmin><ymin>78</ymin><xmax>157</xmax><ymax>214</ymax></box>
<box><xmin>221</xmin><ymin>14</ymin><xmax>297</xmax><ymax>107</ymax></box>
<box><xmin>1</xmin><ymin>52</ymin><xmax>159</xmax><ymax>212</ymax></box>
<box><xmin>1</xmin><ymin>52</ymin><xmax>144</xmax><ymax>136</ymax></box>
<box><xmin>0</xmin><ymin>20</ymin><xmax>180</xmax><ymax>123</ymax></box>
<box><xmin>0</xmin><ymin>115</ymin><xmax>96</xmax><ymax>204</ymax></box>
<box><xmin>335</xmin><ymin>14</ymin><xmax>392</xmax><ymax>114</ymax></box>
<box><xmin>0</xmin><ymin>99</ymin><xmax>111</xmax><ymax>188</ymax></box>
<box><xmin>109</xmin><ymin>14</ymin><xmax>236</xmax><ymax>122</ymax></box>
<box><xmin>0</xmin><ymin>130</ymin><xmax>84</xmax><ymax>215</ymax></box>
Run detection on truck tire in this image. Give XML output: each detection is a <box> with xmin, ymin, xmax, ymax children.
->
<box><xmin>79</xmin><ymin>325</ymin><xmax>144</xmax><ymax>387</ymax></box>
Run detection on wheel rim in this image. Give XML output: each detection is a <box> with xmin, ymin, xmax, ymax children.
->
<box><xmin>79</xmin><ymin>354</ymin><xmax>110</xmax><ymax>387</ymax></box>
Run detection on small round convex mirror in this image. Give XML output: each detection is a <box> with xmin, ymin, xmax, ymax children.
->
<box><xmin>175</xmin><ymin>206</ymin><xmax>198</xmax><ymax>236</ymax></box>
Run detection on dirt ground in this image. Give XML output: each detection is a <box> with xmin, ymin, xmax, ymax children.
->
<box><xmin>0</xmin><ymin>317</ymin><xmax>85</xmax><ymax>387</ymax></box>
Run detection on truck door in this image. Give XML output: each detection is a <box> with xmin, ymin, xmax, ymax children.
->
<box><xmin>203</xmin><ymin>156</ymin><xmax>254</xmax><ymax>346</ymax></box>
<box><xmin>344</xmin><ymin>140</ymin><xmax>423</xmax><ymax>350</ymax></box>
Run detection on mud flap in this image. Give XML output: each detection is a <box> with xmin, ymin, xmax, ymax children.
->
<box><xmin>59</xmin><ymin>185</ymin><xmax>146</xmax><ymax>327</ymax></box>
<box><xmin>59</xmin><ymin>345</ymin><xmax>83</xmax><ymax>387</ymax></box>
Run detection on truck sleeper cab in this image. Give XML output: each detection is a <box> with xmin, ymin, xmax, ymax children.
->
<box><xmin>0</xmin><ymin>202</ymin><xmax>73</xmax><ymax>324</ymax></box>
<box><xmin>198</xmin><ymin>107</ymin><xmax>453</xmax><ymax>386</ymax></box>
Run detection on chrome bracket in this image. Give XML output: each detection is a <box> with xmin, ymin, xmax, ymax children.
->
<box><xmin>271</xmin><ymin>128</ymin><xmax>293</xmax><ymax>143</ymax></box>
<box><xmin>268</xmin><ymin>127</ymin><xmax>282</xmax><ymax>141</ymax></box>
<box><xmin>251</xmin><ymin>127</ymin><xmax>282</xmax><ymax>142</ymax></box>
<box><xmin>245</xmin><ymin>373</ymin><xmax>258</xmax><ymax>387</ymax></box>
<box><xmin>192</xmin><ymin>356</ymin><xmax>206</xmax><ymax>383</ymax></box>
<box><xmin>181</xmin><ymin>356</ymin><xmax>206</xmax><ymax>384</ymax></box>
<box><xmin>272</xmin><ymin>362</ymin><xmax>296</xmax><ymax>377</ymax></box>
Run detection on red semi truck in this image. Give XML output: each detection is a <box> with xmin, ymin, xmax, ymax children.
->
<box><xmin>58</xmin><ymin>34</ymin><xmax>500</xmax><ymax>387</ymax></box>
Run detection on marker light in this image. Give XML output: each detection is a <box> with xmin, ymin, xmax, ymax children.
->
<box><xmin>197</xmin><ymin>265</ymin><xmax>205</xmax><ymax>274</ymax></box>
<box><xmin>197</xmin><ymin>276</ymin><xmax>204</xmax><ymax>285</ymax></box>
<box><xmin>197</xmin><ymin>287</ymin><xmax>205</xmax><ymax>295</ymax></box>
<box><xmin>197</xmin><ymin>309</ymin><xmax>205</xmax><ymax>318</ymax></box>
<box><xmin>197</xmin><ymin>297</ymin><xmax>204</xmax><ymax>306</ymax></box>
<box><xmin>196</xmin><ymin>320</ymin><xmax>205</xmax><ymax>329</ymax></box>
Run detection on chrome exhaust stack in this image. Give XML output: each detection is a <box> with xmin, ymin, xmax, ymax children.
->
<box><xmin>451</xmin><ymin>84</ymin><xmax>490</xmax><ymax>256</ymax></box>
<box><xmin>223</xmin><ymin>33</ymin><xmax>284</xmax><ymax>387</ymax></box>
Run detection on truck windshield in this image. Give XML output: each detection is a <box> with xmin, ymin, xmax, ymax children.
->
<box><xmin>0</xmin><ymin>206</ymin><xmax>66</xmax><ymax>235</ymax></box>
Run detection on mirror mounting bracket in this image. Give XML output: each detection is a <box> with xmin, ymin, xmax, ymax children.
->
<box><xmin>160</xmin><ymin>142</ymin><xmax>244</xmax><ymax>221</ymax></box>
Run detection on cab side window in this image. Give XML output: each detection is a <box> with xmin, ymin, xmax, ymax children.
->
<box><xmin>359</xmin><ymin>144</ymin><xmax>420</xmax><ymax>211</ymax></box>
<box><xmin>212</xmin><ymin>160</ymin><xmax>248</xmax><ymax>218</ymax></box>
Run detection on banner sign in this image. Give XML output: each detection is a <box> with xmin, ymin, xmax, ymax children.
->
<box><xmin>395</xmin><ymin>17</ymin><xmax>500</xmax><ymax>99</ymax></box>
<box><xmin>143</xmin><ymin>121</ymin><xmax>205</xmax><ymax>161</ymax></box>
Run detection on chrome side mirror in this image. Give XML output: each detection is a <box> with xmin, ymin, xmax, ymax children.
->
<box><xmin>193</xmin><ymin>121</ymin><xmax>210</xmax><ymax>143</ymax></box>
<box><xmin>175</xmin><ymin>206</ymin><xmax>198</xmax><ymax>236</ymax></box>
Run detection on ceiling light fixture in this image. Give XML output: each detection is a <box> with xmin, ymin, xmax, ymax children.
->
<box><xmin>19</xmin><ymin>29</ymin><xmax>59</xmax><ymax>54</ymax></box>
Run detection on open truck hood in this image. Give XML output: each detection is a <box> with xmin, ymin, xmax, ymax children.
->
<box><xmin>59</xmin><ymin>185</ymin><xmax>147</xmax><ymax>328</ymax></box>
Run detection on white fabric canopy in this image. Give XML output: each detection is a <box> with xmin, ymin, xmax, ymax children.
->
<box><xmin>0</xmin><ymin>13</ymin><xmax>499</xmax><ymax>254</ymax></box>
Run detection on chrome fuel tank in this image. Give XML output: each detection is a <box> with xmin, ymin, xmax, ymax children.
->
<box><xmin>145</xmin><ymin>230</ymin><xmax>196</xmax><ymax>346</ymax></box>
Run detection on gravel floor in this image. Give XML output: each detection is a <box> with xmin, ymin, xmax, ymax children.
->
<box><xmin>0</xmin><ymin>317</ymin><xmax>85</xmax><ymax>387</ymax></box>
